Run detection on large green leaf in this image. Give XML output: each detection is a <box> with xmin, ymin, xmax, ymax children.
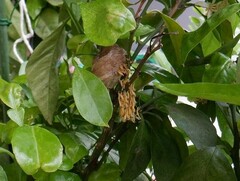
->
<box><xmin>89</xmin><ymin>163</ymin><xmax>121</xmax><ymax>181</ymax></box>
<box><xmin>180</xmin><ymin>3</ymin><xmax>240</xmax><ymax>63</ymax></box>
<box><xmin>80</xmin><ymin>0</ymin><xmax>136</xmax><ymax>46</ymax></box>
<box><xmin>11</xmin><ymin>126</ymin><xmax>63</xmax><ymax>175</ymax></box>
<box><xmin>0</xmin><ymin>166</ymin><xmax>7</xmax><ymax>181</ymax></box>
<box><xmin>26</xmin><ymin>24</ymin><xmax>66</xmax><ymax>124</ymax></box>
<box><xmin>122</xmin><ymin>121</ymin><xmax>151</xmax><ymax>181</ymax></box>
<box><xmin>172</xmin><ymin>147</ymin><xmax>237</xmax><ymax>181</ymax></box>
<box><xmin>34</xmin><ymin>170</ymin><xmax>81</xmax><ymax>181</ymax></box>
<box><xmin>7</xmin><ymin>107</ymin><xmax>25</xmax><ymax>126</ymax></box>
<box><xmin>147</xmin><ymin>119</ymin><xmax>183</xmax><ymax>181</ymax></box>
<box><xmin>72</xmin><ymin>67</ymin><xmax>113</xmax><ymax>127</ymax></box>
<box><xmin>155</xmin><ymin>82</ymin><xmax>240</xmax><ymax>105</ymax></box>
<box><xmin>166</xmin><ymin>104</ymin><xmax>218</xmax><ymax>149</ymax></box>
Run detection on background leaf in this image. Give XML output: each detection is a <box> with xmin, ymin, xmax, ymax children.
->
<box><xmin>72</xmin><ymin>67</ymin><xmax>113</xmax><ymax>127</ymax></box>
<box><xmin>155</xmin><ymin>82</ymin><xmax>240</xmax><ymax>105</ymax></box>
<box><xmin>180</xmin><ymin>4</ymin><xmax>240</xmax><ymax>63</ymax></box>
<box><xmin>166</xmin><ymin>104</ymin><xmax>218</xmax><ymax>149</ymax></box>
<box><xmin>122</xmin><ymin>121</ymin><xmax>151</xmax><ymax>181</ymax></box>
<box><xmin>88</xmin><ymin>163</ymin><xmax>121</xmax><ymax>181</ymax></box>
<box><xmin>11</xmin><ymin>126</ymin><xmax>63</xmax><ymax>175</ymax></box>
<box><xmin>26</xmin><ymin>23</ymin><xmax>66</xmax><ymax>124</ymax></box>
<box><xmin>172</xmin><ymin>147</ymin><xmax>237</xmax><ymax>181</ymax></box>
<box><xmin>0</xmin><ymin>166</ymin><xmax>7</xmax><ymax>181</ymax></box>
<box><xmin>80</xmin><ymin>0</ymin><xmax>136</xmax><ymax>46</ymax></box>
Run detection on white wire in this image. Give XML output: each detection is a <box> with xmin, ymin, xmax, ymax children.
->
<box><xmin>13</xmin><ymin>0</ymin><xmax>34</xmax><ymax>64</ymax></box>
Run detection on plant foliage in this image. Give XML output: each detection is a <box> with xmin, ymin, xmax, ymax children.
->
<box><xmin>0</xmin><ymin>0</ymin><xmax>240</xmax><ymax>180</ymax></box>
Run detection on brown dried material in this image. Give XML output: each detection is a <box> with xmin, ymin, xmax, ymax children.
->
<box><xmin>92</xmin><ymin>44</ymin><xmax>127</xmax><ymax>89</ymax></box>
<box><xmin>118</xmin><ymin>65</ymin><xmax>140</xmax><ymax>122</ymax></box>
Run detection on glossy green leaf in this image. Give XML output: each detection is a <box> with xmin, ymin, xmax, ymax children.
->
<box><xmin>26</xmin><ymin>0</ymin><xmax>46</xmax><ymax>20</ymax></box>
<box><xmin>47</xmin><ymin>0</ymin><xmax>63</xmax><ymax>6</ymax></box>
<box><xmin>59</xmin><ymin>133</ymin><xmax>88</xmax><ymax>163</ymax></box>
<box><xmin>180</xmin><ymin>4</ymin><xmax>240</xmax><ymax>63</ymax></box>
<box><xmin>122</xmin><ymin>121</ymin><xmax>151</xmax><ymax>181</ymax></box>
<box><xmin>35</xmin><ymin>8</ymin><xmax>60</xmax><ymax>39</ymax></box>
<box><xmin>80</xmin><ymin>0</ymin><xmax>136</xmax><ymax>46</ymax></box>
<box><xmin>11</xmin><ymin>126</ymin><xmax>63</xmax><ymax>175</ymax></box>
<box><xmin>26</xmin><ymin>24</ymin><xmax>66</xmax><ymax>124</ymax></box>
<box><xmin>59</xmin><ymin>155</ymin><xmax>74</xmax><ymax>171</ymax></box>
<box><xmin>0</xmin><ymin>78</ymin><xmax>22</xmax><ymax>109</ymax></box>
<box><xmin>72</xmin><ymin>67</ymin><xmax>113</xmax><ymax>127</ymax></box>
<box><xmin>201</xmin><ymin>32</ymin><xmax>221</xmax><ymax>56</ymax></box>
<box><xmin>172</xmin><ymin>147</ymin><xmax>237</xmax><ymax>181</ymax></box>
<box><xmin>35</xmin><ymin>170</ymin><xmax>81</xmax><ymax>181</ymax></box>
<box><xmin>7</xmin><ymin>107</ymin><xmax>25</xmax><ymax>126</ymax></box>
<box><xmin>166</xmin><ymin>104</ymin><xmax>218</xmax><ymax>149</ymax></box>
<box><xmin>159</xmin><ymin>12</ymin><xmax>185</xmax><ymax>66</ymax></box>
<box><xmin>155</xmin><ymin>82</ymin><xmax>240</xmax><ymax>105</ymax></box>
<box><xmin>0</xmin><ymin>166</ymin><xmax>7</xmax><ymax>181</ymax></box>
<box><xmin>203</xmin><ymin>53</ymin><xmax>236</xmax><ymax>83</ymax></box>
<box><xmin>89</xmin><ymin>163</ymin><xmax>121</xmax><ymax>181</ymax></box>
<box><xmin>148</xmin><ymin>119</ymin><xmax>183</xmax><ymax>181</ymax></box>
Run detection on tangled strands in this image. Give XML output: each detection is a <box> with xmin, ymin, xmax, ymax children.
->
<box><xmin>117</xmin><ymin>65</ymin><xmax>140</xmax><ymax>122</ymax></box>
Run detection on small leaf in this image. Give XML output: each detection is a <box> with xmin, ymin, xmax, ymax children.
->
<box><xmin>11</xmin><ymin>126</ymin><xmax>63</xmax><ymax>175</ymax></box>
<box><xmin>35</xmin><ymin>8</ymin><xmax>60</xmax><ymax>39</ymax></box>
<box><xmin>122</xmin><ymin>121</ymin><xmax>151</xmax><ymax>181</ymax></box>
<box><xmin>34</xmin><ymin>170</ymin><xmax>81</xmax><ymax>181</ymax></box>
<box><xmin>89</xmin><ymin>163</ymin><xmax>121</xmax><ymax>181</ymax></box>
<box><xmin>166</xmin><ymin>104</ymin><xmax>218</xmax><ymax>149</ymax></box>
<box><xmin>155</xmin><ymin>82</ymin><xmax>240</xmax><ymax>105</ymax></box>
<box><xmin>80</xmin><ymin>0</ymin><xmax>136</xmax><ymax>46</ymax></box>
<box><xmin>26</xmin><ymin>23</ymin><xmax>66</xmax><ymax>124</ymax></box>
<box><xmin>0</xmin><ymin>166</ymin><xmax>7</xmax><ymax>181</ymax></box>
<box><xmin>7</xmin><ymin>107</ymin><xmax>25</xmax><ymax>126</ymax></box>
<box><xmin>72</xmin><ymin>67</ymin><xmax>113</xmax><ymax>127</ymax></box>
<box><xmin>172</xmin><ymin>147</ymin><xmax>237</xmax><ymax>181</ymax></box>
<box><xmin>26</xmin><ymin>0</ymin><xmax>46</xmax><ymax>20</ymax></box>
<box><xmin>59</xmin><ymin>133</ymin><xmax>88</xmax><ymax>163</ymax></box>
<box><xmin>59</xmin><ymin>155</ymin><xmax>74</xmax><ymax>171</ymax></box>
<box><xmin>0</xmin><ymin>78</ymin><xmax>22</xmax><ymax>109</ymax></box>
<box><xmin>46</xmin><ymin>0</ymin><xmax>63</xmax><ymax>6</ymax></box>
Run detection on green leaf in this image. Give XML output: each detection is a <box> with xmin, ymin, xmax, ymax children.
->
<box><xmin>89</xmin><ymin>163</ymin><xmax>121</xmax><ymax>181</ymax></box>
<box><xmin>203</xmin><ymin>53</ymin><xmax>236</xmax><ymax>83</ymax></box>
<box><xmin>0</xmin><ymin>166</ymin><xmax>7</xmax><ymax>181</ymax></box>
<box><xmin>59</xmin><ymin>155</ymin><xmax>74</xmax><ymax>171</ymax></box>
<box><xmin>166</xmin><ymin>104</ymin><xmax>218</xmax><ymax>149</ymax></box>
<box><xmin>26</xmin><ymin>0</ymin><xmax>46</xmax><ymax>20</ymax></box>
<box><xmin>72</xmin><ymin>67</ymin><xmax>113</xmax><ymax>127</ymax></box>
<box><xmin>80</xmin><ymin>0</ymin><xmax>136</xmax><ymax>46</ymax></box>
<box><xmin>35</xmin><ymin>170</ymin><xmax>81</xmax><ymax>181</ymax></box>
<box><xmin>3</xmin><ymin>162</ymin><xmax>27</xmax><ymax>181</ymax></box>
<box><xmin>35</xmin><ymin>8</ymin><xmax>60</xmax><ymax>39</ymax></box>
<box><xmin>0</xmin><ymin>78</ymin><xmax>22</xmax><ymax>109</ymax></box>
<box><xmin>46</xmin><ymin>0</ymin><xmax>63</xmax><ymax>6</ymax></box>
<box><xmin>159</xmin><ymin>12</ymin><xmax>185</xmax><ymax>67</ymax></box>
<box><xmin>180</xmin><ymin>4</ymin><xmax>240</xmax><ymax>63</ymax></box>
<box><xmin>122</xmin><ymin>121</ymin><xmax>151</xmax><ymax>181</ymax></box>
<box><xmin>201</xmin><ymin>32</ymin><xmax>221</xmax><ymax>56</ymax></box>
<box><xmin>26</xmin><ymin>23</ymin><xmax>66</xmax><ymax>124</ymax></box>
<box><xmin>172</xmin><ymin>147</ymin><xmax>237</xmax><ymax>181</ymax></box>
<box><xmin>7</xmin><ymin>107</ymin><xmax>25</xmax><ymax>126</ymax></box>
<box><xmin>155</xmin><ymin>82</ymin><xmax>240</xmax><ymax>105</ymax></box>
<box><xmin>147</xmin><ymin>119</ymin><xmax>183</xmax><ymax>181</ymax></box>
<box><xmin>59</xmin><ymin>133</ymin><xmax>88</xmax><ymax>163</ymax></box>
<box><xmin>11</xmin><ymin>126</ymin><xmax>63</xmax><ymax>175</ymax></box>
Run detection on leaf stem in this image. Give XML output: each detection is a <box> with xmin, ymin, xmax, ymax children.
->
<box><xmin>230</xmin><ymin>105</ymin><xmax>240</xmax><ymax>180</ymax></box>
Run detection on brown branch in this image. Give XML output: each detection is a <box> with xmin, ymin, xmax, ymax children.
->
<box><xmin>168</xmin><ymin>0</ymin><xmax>183</xmax><ymax>17</ymax></box>
<box><xmin>135</xmin><ymin>0</ymin><xmax>147</xmax><ymax>18</ymax></box>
